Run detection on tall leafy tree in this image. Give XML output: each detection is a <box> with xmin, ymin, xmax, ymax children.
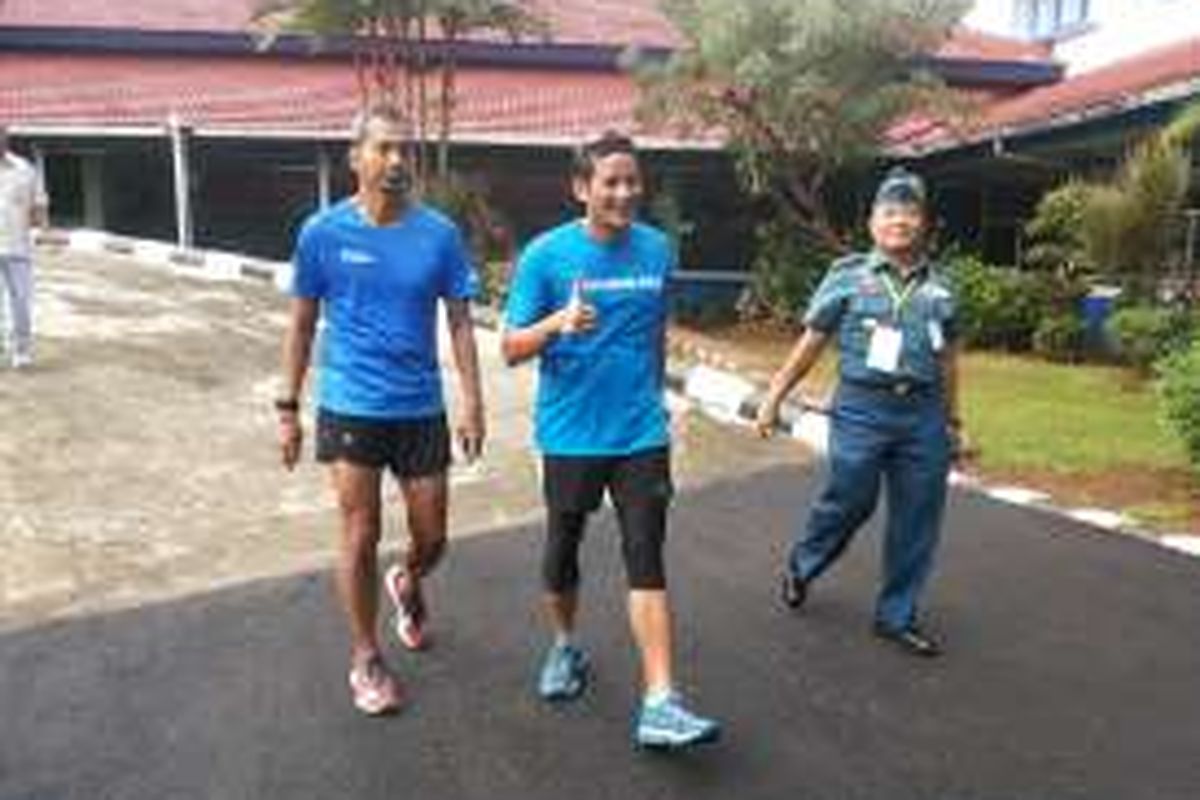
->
<box><xmin>1024</xmin><ymin>102</ymin><xmax>1200</xmax><ymax>297</ymax></box>
<box><xmin>1078</xmin><ymin>102</ymin><xmax>1200</xmax><ymax>297</ymax></box>
<box><xmin>637</xmin><ymin>0</ymin><xmax>970</xmax><ymax>253</ymax></box>
<box><xmin>431</xmin><ymin>1</ymin><xmax>548</xmax><ymax>178</ymax></box>
<box><xmin>253</xmin><ymin>0</ymin><xmax>545</xmax><ymax>181</ymax></box>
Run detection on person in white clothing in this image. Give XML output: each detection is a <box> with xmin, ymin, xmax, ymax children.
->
<box><xmin>0</xmin><ymin>125</ymin><xmax>49</xmax><ymax>369</ymax></box>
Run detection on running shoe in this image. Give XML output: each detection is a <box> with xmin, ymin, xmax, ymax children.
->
<box><xmin>633</xmin><ymin>693</ymin><xmax>721</xmax><ymax>750</ymax></box>
<box><xmin>384</xmin><ymin>563</ymin><xmax>428</xmax><ymax>651</ymax></box>
<box><xmin>536</xmin><ymin>642</ymin><xmax>589</xmax><ymax>701</ymax></box>
<box><xmin>347</xmin><ymin>655</ymin><xmax>404</xmax><ymax>716</ymax></box>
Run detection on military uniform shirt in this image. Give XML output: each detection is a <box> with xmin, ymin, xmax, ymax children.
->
<box><xmin>803</xmin><ymin>250</ymin><xmax>958</xmax><ymax>387</ymax></box>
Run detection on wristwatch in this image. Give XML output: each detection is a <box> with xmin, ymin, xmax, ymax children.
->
<box><xmin>274</xmin><ymin>398</ymin><xmax>300</xmax><ymax>413</ymax></box>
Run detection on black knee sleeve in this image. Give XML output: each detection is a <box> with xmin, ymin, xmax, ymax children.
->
<box><xmin>542</xmin><ymin>510</ymin><xmax>587</xmax><ymax>593</ymax></box>
<box><xmin>617</xmin><ymin>501</ymin><xmax>668</xmax><ymax>590</ymax></box>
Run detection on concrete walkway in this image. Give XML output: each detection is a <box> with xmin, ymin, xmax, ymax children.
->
<box><xmin>0</xmin><ymin>246</ymin><xmax>799</xmax><ymax>630</ymax></box>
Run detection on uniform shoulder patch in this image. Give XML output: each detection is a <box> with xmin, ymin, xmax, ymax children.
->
<box><xmin>830</xmin><ymin>253</ymin><xmax>869</xmax><ymax>272</ymax></box>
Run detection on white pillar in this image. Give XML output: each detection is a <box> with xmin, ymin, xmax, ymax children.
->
<box><xmin>31</xmin><ymin>146</ymin><xmax>47</xmax><ymax>193</ymax></box>
<box><xmin>169</xmin><ymin>115</ymin><xmax>193</xmax><ymax>248</ymax></box>
<box><xmin>31</xmin><ymin>146</ymin><xmax>49</xmax><ymax>221</ymax></box>
<box><xmin>317</xmin><ymin>147</ymin><xmax>332</xmax><ymax>210</ymax></box>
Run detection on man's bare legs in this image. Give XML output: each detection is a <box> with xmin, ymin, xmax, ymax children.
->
<box><xmin>330</xmin><ymin>461</ymin><xmax>403</xmax><ymax>713</ymax></box>
<box><xmin>330</xmin><ymin>461</ymin><xmax>385</xmax><ymax>666</ymax></box>
<box><xmin>384</xmin><ymin>472</ymin><xmax>448</xmax><ymax>649</ymax></box>
<box><xmin>544</xmin><ymin>590</ymin><xmax>579</xmax><ymax>640</ymax></box>
<box><xmin>629</xmin><ymin>590</ymin><xmax>673</xmax><ymax>697</ymax></box>
<box><xmin>399</xmin><ymin>472</ymin><xmax>449</xmax><ymax>579</ymax></box>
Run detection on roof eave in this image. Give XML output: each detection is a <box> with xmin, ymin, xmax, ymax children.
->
<box><xmin>7</xmin><ymin>122</ymin><xmax>724</xmax><ymax>151</ymax></box>
<box><xmin>890</xmin><ymin>75</ymin><xmax>1200</xmax><ymax>158</ymax></box>
<box><xmin>0</xmin><ymin>26</ymin><xmax>674</xmax><ymax>71</ymax></box>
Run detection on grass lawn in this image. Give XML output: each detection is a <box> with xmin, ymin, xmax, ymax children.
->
<box><xmin>674</xmin><ymin>322</ymin><xmax>1198</xmax><ymax>532</ymax></box>
<box><xmin>961</xmin><ymin>352</ymin><xmax>1185</xmax><ymax>473</ymax></box>
<box><xmin>961</xmin><ymin>353</ymin><xmax>1196</xmax><ymax>532</ymax></box>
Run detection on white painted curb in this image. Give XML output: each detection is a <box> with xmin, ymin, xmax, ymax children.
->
<box><xmin>41</xmin><ymin>228</ymin><xmax>1195</xmax><ymax>560</ymax></box>
<box><xmin>40</xmin><ymin>228</ymin><xmax>292</xmax><ymax>292</ymax></box>
<box><xmin>670</xmin><ymin>358</ymin><xmax>1192</xmax><ymax>559</ymax></box>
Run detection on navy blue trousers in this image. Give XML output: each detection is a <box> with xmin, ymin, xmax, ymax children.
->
<box><xmin>788</xmin><ymin>382</ymin><xmax>951</xmax><ymax>630</ymax></box>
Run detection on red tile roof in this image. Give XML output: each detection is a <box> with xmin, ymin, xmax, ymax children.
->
<box><xmin>897</xmin><ymin>36</ymin><xmax>1200</xmax><ymax>153</ymax></box>
<box><xmin>0</xmin><ymin>52</ymin><xmax>709</xmax><ymax>147</ymax></box>
<box><xmin>0</xmin><ymin>0</ymin><xmax>1062</xmax><ymax>149</ymax></box>
<box><xmin>0</xmin><ymin>0</ymin><xmax>681</xmax><ymax>47</ymax></box>
<box><xmin>0</xmin><ymin>0</ymin><xmax>1041</xmax><ymax>59</ymax></box>
<box><xmin>0</xmin><ymin>0</ymin><xmax>259</xmax><ymax>34</ymax></box>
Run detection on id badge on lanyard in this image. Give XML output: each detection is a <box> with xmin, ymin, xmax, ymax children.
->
<box><xmin>867</xmin><ymin>272</ymin><xmax>916</xmax><ymax>375</ymax></box>
<box><xmin>867</xmin><ymin>325</ymin><xmax>903</xmax><ymax>373</ymax></box>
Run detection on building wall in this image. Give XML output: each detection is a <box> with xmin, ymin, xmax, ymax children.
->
<box><xmin>1054</xmin><ymin>0</ymin><xmax>1200</xmax><ymax>74</ymax></box>
<box><xmin>17</xmin><ymin>134</ymin><xmax>753</xmax><ymax>270</ymax></box>
<box><xmin>966</xmin><ymin>0</ymin><xmax>1200</xmax><ymax>73</ymax></box>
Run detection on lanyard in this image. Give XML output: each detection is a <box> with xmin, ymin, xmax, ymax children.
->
<box><xmin>879</xmin><ymin>270</ymin><xmax>919</xmax><ymax>321</ymax></box>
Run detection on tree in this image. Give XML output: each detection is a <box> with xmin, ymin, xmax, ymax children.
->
<box><xmin>253</xmin><ymin>0</ymin><xmax>431</xmax><ymax>174</ymax></box>
<box><xmin>431</xmin><ymin>1</ymin><xmax>548</xmax><ymax>179</ymax></box>
<box><xmin>1083</xmin><ymin>103</ymin><xmax>1200</xmax><ymax>298</ymax></box>
<box><xmin>1028</xmin><ymin>102</ymin><xmax>1200</xmax><ymax>298</ymax></box>
<box><xmin>1023</xmin><ymin>180</ymin><xmax>1093</xmax><ymax>278</ymax></box>
<box><xmin>636</xmin><ymin>0</ymin><xmax>971</xmax><ymax>255</ymax></box>
<box><xmin>253</xmin><ymin>0</ymin><xmax>546</xmax><ymax>182</ymax></box>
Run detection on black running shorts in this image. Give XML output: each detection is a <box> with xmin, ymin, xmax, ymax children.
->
<box><xmin>316</xmin><ymin>409</ymin><xmax>451</xmax><ymax>479</ymax></box>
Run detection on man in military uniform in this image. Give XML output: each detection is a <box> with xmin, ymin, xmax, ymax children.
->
<box><xmin>755</xmin><ymin>167</ymin><xmax>963</xmax><ymax>657</ymax></box>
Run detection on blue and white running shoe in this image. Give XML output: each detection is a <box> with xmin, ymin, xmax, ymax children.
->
<box><xmin>536</xmin><ymin>643</ymin><xmax>589</xmax><ymax>701</ymax></box>
<box><xmin>633</xmin><ymin>693</ymin><xmax>721</xmax><ymax>750</ymax></box>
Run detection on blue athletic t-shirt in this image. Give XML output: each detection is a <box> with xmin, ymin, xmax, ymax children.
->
<box><xmin>505</xmin><ymin>220</ymin><xmax>673</xmax><ymax>456</ymax></box>
<box><xmin>291</xmin><ymin>199</ymin><xmax>477</xmax><ymax>419</ymax></box>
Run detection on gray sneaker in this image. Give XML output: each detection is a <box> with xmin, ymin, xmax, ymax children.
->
<box><xmin>634</xmin><ymin>693</ymin><xmax>721</xmax><ymax>750</ymax></box>
<box><xmin>536</xmin><ymin>643</ymin><xmax>589</xmax><ymax>701</ymax></box>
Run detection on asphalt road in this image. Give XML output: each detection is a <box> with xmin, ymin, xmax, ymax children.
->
<box><xmin>3</xmin><ymin>464</ymin><xmax>1198</xmax><ymax>800</ymax></box>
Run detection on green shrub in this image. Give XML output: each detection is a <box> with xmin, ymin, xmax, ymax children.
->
<box><xmin>1023</xmin><ymin>180</ymin><xmax>1093</xmax><ymax>276</ymax></box>
<box><xmin>743</xmin><ymin>216</ymin><xmax>833</xmax><ymax>321</ymax></box>
<box><xmin>1032</xmin><ymin>313</ymin><xmax>1086</xmax><ymax>362</ymax></box>
<box><xmin>1157</xmin><ymin>337</ymin><xmax>1200</xmax><ymax>471</ymax></box>
<box><xmin>425</xmin><ymin>174</ymin><xmax>513</xmax><ymax>305</ymax></box>
<box><xmin>1108</xmin><ymin>305</ymin><xmax>1196</xmax><ymax>372</ymax></box>
<box><xmin>945</xmin><ymin>254</ymin><xmax>1060</xmax><ymax>351</ymax></box>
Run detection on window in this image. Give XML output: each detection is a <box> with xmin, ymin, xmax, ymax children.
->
<box><xmin>1014</xmin><ymin>0</ymin><xmax>1090</xmax><ymax>39</ymax></box>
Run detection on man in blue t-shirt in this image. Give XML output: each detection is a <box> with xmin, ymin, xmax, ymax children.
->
<box><xmin>502</xmin><ymin>132</ymin><xmax>719</xmax><ymax>750</ymax></box>
<box><xmin>278</xmin><ymin>106</ymin><xmax>485</xmax><ymax>716</ymax></box>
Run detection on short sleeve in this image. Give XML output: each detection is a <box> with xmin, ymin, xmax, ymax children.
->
<box><xmin>290</xmin><ymin>218</ymin><xmax>326</xmax><ymax>299</ymax></box>
<box><xmin>940</xmin><ymin>285</ymin><xmax>960</xmax><ymax>343</ymax></box>
<box><xmin>660</xmin><ymin>235</ymin><xmax>679</xmax><ymax>303</ymax></box>
<box><xmin>504</xmin><ymin>241</ymin><xmax>550</xmax><ymax>329</ymax></box>
<box><xmin>802</xmin><ymin>267</ymin><xmax>851</xmax><ymax>332</ymax></box>
<box><xmin>440</xmin><ymin>224</ymin><xmax>479</xmax><ymax>301</ymax></box>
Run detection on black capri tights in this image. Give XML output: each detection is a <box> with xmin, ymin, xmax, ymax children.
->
<box><xmin>541</xmin><ymin>448</ymin><xmax>673</xmax><ymax>593</ymax></box>
<box><xmin>542</xmin><ymin>499</ymin><xmax>669</xmax><ymax>592</ymax></box>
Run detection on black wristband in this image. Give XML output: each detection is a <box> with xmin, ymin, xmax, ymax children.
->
<box><xmin>274</xmin><ymin>398</ymin><xmax>300</xmax><ymax>413</ymax></box>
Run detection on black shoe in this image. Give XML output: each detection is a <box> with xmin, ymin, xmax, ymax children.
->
<box><xmin>780</xmin><ymin>572</ymin><xmax>807</xmax><ymax>609</ymax></box>
<box><xmin>873</xmin><ymin>623</ymin><xmax>942</xmax><ymax>657</ymax></box>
